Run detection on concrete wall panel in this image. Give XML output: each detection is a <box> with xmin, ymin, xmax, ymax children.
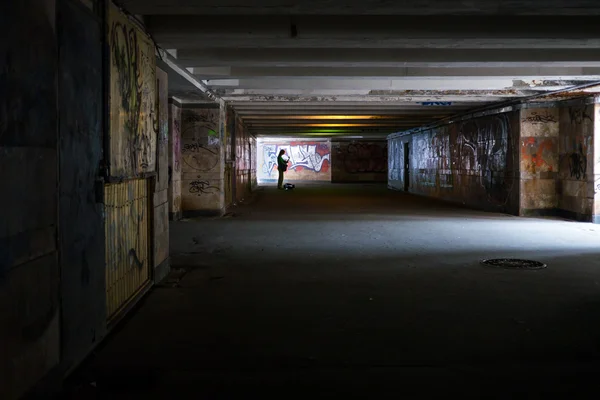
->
<box><xmin>594</xmin><ymin>104</ymin><xmax>600</xmax><ymax>223</ymax></box>
<box><xmin>0</xmin><ymin>255</ymin><xmax>60</xmax><ymax>400</ymax></box>
<box><xmin>181</xmin><ymin>107</ymin><xmax>223</xmax><ymax>214</ymax></box>
<box><xmin>57</xmin><ymin>0</ymin><xmax>107</xmax><ymax>372</ymax></box>
<box><xmin>108</xmin><ymin>2</ymin><xmax>157</xmax><ymax>178</ymax></box>
<box><xmin>554</xmin><ymin>105</ymin><xmax>595</xmax><ymax>220</ymax></box>
<box><xmin>389</xmin><ymin>112</ymin><xmax>520</xmax><ymax>214</ymax></box>
<box><xmin>153</xmin><ymin>68</ymin><xmax>170</xmax><ymax>279</ymax></box>
<box><xmin>168</xmin><ymin>102</ymin><xmax>182</xmax><ymax>219</ymax></box>
<box><xmin>388</xmin><ymin>138</ymin><xmax>405</xmax><ymax>190</ymax></box>
<box><xmin>0</xmin><ymin>2</ymin><xmax>60</xmax><ymax>398</ymax></box>
<box><xmin>331</xmin><ymin>141</ymin><xmax>387</xmax><ymax>183</ymax></box>
<box><xmin>519</xmin><ymin>107</ymin><xmax>560</xmax><ymax>215</ymax></box>
<box><xmin>234</xmin><ymin>115</ymin><xmax>254</xmax><ymax>202</ymax></box>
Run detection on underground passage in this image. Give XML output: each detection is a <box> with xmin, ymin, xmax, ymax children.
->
<box><xmin>3</xmin><ymin>0</ymin><xmax>600</xmax><ymax>398</ymax></box>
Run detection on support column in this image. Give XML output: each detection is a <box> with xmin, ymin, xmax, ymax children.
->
<box><xmin>180</xmin><ymin>103</ymin><xmax>224</xmax><ymax>216</ymax></box>
<box><xmin>154</xmin><ymin>67</ymin><xmax>170</xmax><ymax>282</ymax></box>
<box><xmin>594</xmin><ymin>104</ymin><xmax>600</xmax><ymax>224</ymax></box>
<box><xmin>168</xmin><ymin>99</ymin><xmax>182</xmax><ymax>220</ymax></box>
<box><xmin>519</xmin><ymin>107</ymin><xmax>560</xmax><ymax>216</ymax></box>
<box><xmin>557</xmin><ymin>104</ymin><xmax>596</xmax><ymax>222</ymax></box>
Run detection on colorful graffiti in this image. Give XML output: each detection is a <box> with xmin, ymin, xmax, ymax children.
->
<box><xmin>521</xmin><ymin>137</ymin><xmax>555</xmax><ymax>174</ymax></box>
<box><xmin>262</xmin><ymin>142</ymin><xmax>331</xmax><ymax>177</ymax></box>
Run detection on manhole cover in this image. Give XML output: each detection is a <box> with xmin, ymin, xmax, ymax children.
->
<box><xmin>481</xmin><ymin>259</ymin><xmax>547</xmax><ymax>270</ymax></box>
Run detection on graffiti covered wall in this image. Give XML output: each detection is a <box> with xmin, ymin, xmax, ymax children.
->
<box><xmin>257</xmin><ymin>140</ymin><xmax>332</xmax><ymax>182</ymax></box>
<box><xmin>154</xmin><ymin>68</ymin><xmax>169</xmax><ymax>281</ymax></box>
<box><xmin>331</xmin><ymin>141</ymin><xmax>388</xmax><ymax>182</ymax></box>
<box><xmin>108</xmin><ymin>3</ymin><xmax>157</xmax><ymax>178</ymax></box>
<box><xmin>168</xmin><ymin>102</ymin><xmax>182</xmax><ymax>219</ymax></box>
<box><xmin>388</xmin><ymin>137</ymin><xmax>405</xmax><ymax>189</ymax></box>
<box><xmin>180</xmin><ymin>106</ymin><xmax>223</xmax><ymax>214</ymax></box>
<box><xmin>556</xmin><ymin>105</ymin><xmax>595</xmax><ymax>220</ymax></box>
<box><xmin>388</xmin><ymin>112</ymin><xmax>520</xmax><ymax>214</ymax></box>
<box><xmin>595</xmin><ymin>105</ymin><xmax>600</xmax><ymax>224</ymax></box>
<box><xmin>519</xmin><ymin>108</ymin><xmax>560</xmax><ymax>214</ymax></box>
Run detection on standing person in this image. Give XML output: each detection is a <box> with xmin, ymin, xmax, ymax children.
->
<box><xmin>277</xmin><ymin>149</ymin><xmax>288</xmax><ymax>189</ymax></box>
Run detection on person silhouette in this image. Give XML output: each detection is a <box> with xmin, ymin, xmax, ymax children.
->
<box><xmin>277</xmin><ymin>149</ymin><xmax>288</xmax><ymax>190</ymax></box>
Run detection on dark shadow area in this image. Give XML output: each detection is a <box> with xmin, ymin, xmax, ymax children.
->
<box><xmin>60</xmin><ymin>183</ymin><xmax>600</xmax><ymax>398</ymax></box>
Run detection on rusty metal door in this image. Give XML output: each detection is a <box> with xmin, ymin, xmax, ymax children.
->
<box><xmin>104</xmin><ymin>178</ymin><xmax>152</xmax><ymax>320</ymax></box>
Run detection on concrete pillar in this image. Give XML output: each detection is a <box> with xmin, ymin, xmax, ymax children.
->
<box><xmin>154</xmin><ymin>67</ymin><xmax>170</xmax><ymax>283</ymax></box>
<box><xmin>557</xmin><ymin>104</ymin><xmax>596</xmax><ymax>221</ymax></box>
<box><xmin>233</xmin><ymin>114</ymin><xmax>256</xmax><ymax>202</ymax></box>
<box><xmin>168</xmin><ymin>99</ymin><xmax>182</xmax><ymax>220</ymax></box>
<box><xmin>180</xmin><ymin>103</ymin><xmax>225</xmax><ymax>216</ymax></box>
<box><xmin>594</xmin><ymin>104</ymin><xmax>600</xmax><ymax>223</ymax></box>
<box><xmin>221</xmin><ymin>101</ymin><xmax>234</xmax><ymax>209</ymax></box>
<box><xmin>519</xmin><ymin>107</ymin><xmax>560</xmax><ymax>216</ymax></box>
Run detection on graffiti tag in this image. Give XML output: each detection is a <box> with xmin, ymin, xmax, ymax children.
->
<box><xmin>569</xmin><ymin>144</ymin><xmax>587</xmax><ymax>180</ymax></box>
<box><xmin>522</xmin><ymin>112</ymin><xmax>557</xmax><ymax>124</ymax></box>
<box><xmin>568</xmin><ymin>107</ymin><xmax>593</xmax><ymax>125</ymax></box>
<box><xmin>189</xmin><ymin>179</ymin><xmax>219</xmax><ymax>196</ymax></box>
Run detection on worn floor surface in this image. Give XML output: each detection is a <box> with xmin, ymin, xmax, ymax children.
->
<box><xmin>62</xmin><ymin>184</ymin><xmax>600</xmax><ymax>398</ymax></box>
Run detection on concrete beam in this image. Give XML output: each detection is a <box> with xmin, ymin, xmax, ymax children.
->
<box><xmin>193</xmin><ymin>67</ymin><xmax>600</xmax><ymax>79</ymax></box>
<box><xmin>207</xmin><ymin>78</ymin><xmax>592</xmax><ymax>90</ymax></box>
<box><xmin>223</xmin><ymin>95</ymin><xmax>509</xmax><ymax>103</ymax></box>
<box><xmin>146</xmin><ymin>15</ymin><xmax>600</xmax><ymax>48</ymax></box>
<box><xmin>246</xmin><ymin>120</ymin><xmax>434</xmax><ymax>126</ymax></box>
<box><xmin>119</xmin><ymin>1</ymin><xmax>600</xmax><ymax>16</ymax></box>
<box><xmin>157</xmin><ymin>49</ymin><xmax>220</xmax><ymax>102</ymax></box>
<box><xmin>177</xmin><ymin>48</ymin><xmax>600</xmax><ymax>68</ymax></box>
<box><xmin>218</xmin><ymin>89</ymin><xmax>538</xmax><ymax>98</ymax></box>
<box><xmin>238</xmin><ymin>110</ymin><xmax>456</xmax><ymax>116</ymax></box>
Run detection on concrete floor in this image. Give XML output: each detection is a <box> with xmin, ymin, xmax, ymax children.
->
<box><xmin>63</xmin><ymin>183</ymin><xmax>600</xmax><ymax>398</ymax></box>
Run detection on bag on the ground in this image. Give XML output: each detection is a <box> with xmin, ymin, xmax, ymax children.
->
<box><xmin>284</xmin><ymin>183</ymin><xmax>295</xmax><ymax>190</ymax></box>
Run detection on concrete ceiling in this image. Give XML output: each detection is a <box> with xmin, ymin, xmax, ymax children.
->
<box><xmin>135</xmin><ymin>0</ymin><xmax>600</xmax><ymax>138</ymax></box>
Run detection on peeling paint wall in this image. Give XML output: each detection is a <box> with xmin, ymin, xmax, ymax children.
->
<box><xmin>257</xmin><ymin>140</ymin><xmax>332</xmax><ymax>182</ymax></box>
<box><xmin>388</xmin><ymin>112</ymin><xmax>520</xmax><ymax>214</ymax></box>
<box><xmin>556</xmin><ymin>105</ymin><xmax>595</xmax><ymax>221</ymax></box>
<box><xmin>0</xmin><ymin>2</ymin><xmax>60</xmax><ymax>398</ymax></box>
<box><xmin>154</xmin><ymin>68</ymin><xmax>170</xmax><ymax>281</ymax></box>
<box><xmin>181</xmin><ymin>106</ymin><xmax>223</xmax><ymax>215</ymax></box>
<box><xmin>519</xmin><ymin>108</ymin><xmax>560</xmax><ymax>215</ymax></box>
<box><xmin>168</xmin><ymin>101</ymin><xmax>182</xmax><ymax>220</ymax></box>
<box><xmin>331</xmin><ymin>141</ymin><xmax>388</xmax><ymax>183</ymax></box>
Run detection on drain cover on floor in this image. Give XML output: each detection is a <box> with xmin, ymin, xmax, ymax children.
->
<box><xmin>481</xmin><ymin>258</ymin><xmax>547</xmax><ymax>270</ymax></box>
